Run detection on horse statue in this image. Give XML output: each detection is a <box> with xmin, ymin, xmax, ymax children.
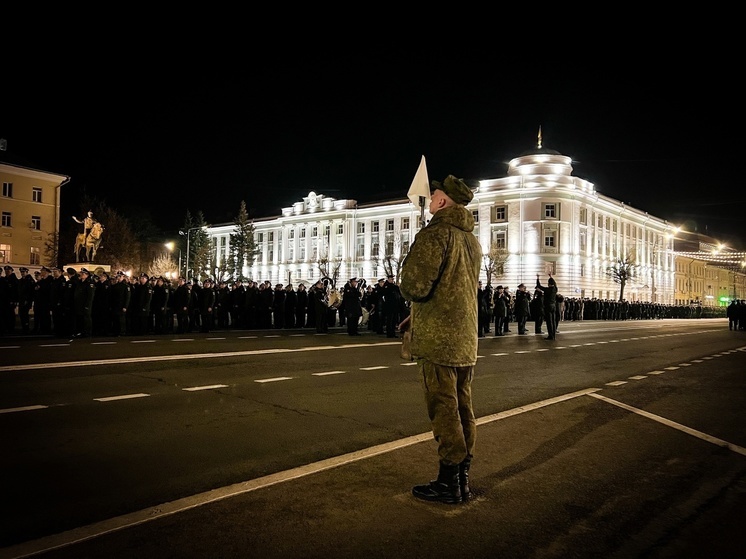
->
<box><xmin>74</xmin><ymin>222</ymin><xmax>104</xmax><ymax>262</ymax></box>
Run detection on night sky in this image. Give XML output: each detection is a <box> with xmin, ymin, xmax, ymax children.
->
<box><xmin>4</xmin><ymin>47</ymin><xmax>743</xmax><ymax>248</ymax></box>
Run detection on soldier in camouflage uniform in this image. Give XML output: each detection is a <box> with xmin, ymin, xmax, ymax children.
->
<box><xmin>399</xmin><ymin>175</ymin><xmax>481</xmax><ymax>505</ymax></box>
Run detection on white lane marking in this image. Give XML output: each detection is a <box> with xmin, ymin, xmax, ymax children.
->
<box><xmin>401</xmin><ymin>362</ymin><xmax>418</xmax><ymax>366</ymax></box>
<box><xmin>290</xmin><ymin>334</ymin><xmax>305</xmax><ymax>337</ymax></box>
<box><xmin>664</xmin><ymin>366</ymin><xmax>680</xmax><ymax>371</ymax></box>
<box><xmin>648</xmin><ymin>370</ymin><xmax>665</xmax><ymax>375</ymax></box>
<box><xmin>39</xmin><ymin>344</ymin><xmax>70</xmax><ymax>347</ymax></box>
<box><xmin>0</xmin><ymin>387</ymin><xmax>606</xmax><ymax>559</ymax></box>
<box><xmin>183</xmin><ymin>385</ymin><xmax>229</xmax><ymax>391</ymax></box>
<box><xmin>0</xmin><ymin>345</ymin><xmax>20</xmax><ymax>349</ymax></box>
<box><xmin>492</xmin><ymin>353</ymin><xmax>509</xmax><ymax>356</ymax></box>
<box><xmin>238</xmin><ymin>336</ymin><xmax>258</xmax><ymax>339</ymax></box>
<box><xmin>0</xmin><ymin>404</ymin><xmax>48</xmax><ymax>414</ymax></box>
<box><xmin>678</xmin><ymin>363</ymin><xmax>692</xmax><ymax>367</ymax></box>
<box><xmin>255</xmin><ymin>377</ymin><xmax>293</xmax><ymax>383</ymax></box>
<box><xmin>628</xmin><ymin>375</ymin><xmax>647</xmax><ymax>380</ymax></box>
<box><xmin>588</xmin><ymin>393</ymin><xmax>746</xmax><ymax>457</ymax></box>
<box><xmin>91</xmin><ymin>342</ymin><xmax>117</xmax><ymax>345</ymax></box>
<box><xmin>312</xmin><ymin>371</ymin><xmax>346</xmax><ymax>376</ymax></box>
<box><xmin>0</xmin><ymin>342</ymin><xmax>401</xmax><ymax>373</ymax></box>
<box><xmin>131</xmin><ymin>340</ymin><xmax>155</xmax><ymax>344</ymax></box>
<box><xmin>360</xmin><ymin>366</ymin><xmax>387</xmax><ymax>370</ymax></box>
<box><xmin>691</xmin><ymin>359</ymin><xmax>703</xmax><ymax>363</ymax></box>
<box><xmin>536</xmin><ymin>348</ymin><xmax>550</xmax><ymax>352</ymax></box>
<box><xmin>206</xmin><ymin>338</ymin><xmax>226</xmax><ymax>341</ymax></box>
<box><xmin>94</xmin><ymin>393</ymin><xmax>150</xmax><ymax>402</ymax></box>
<box><xmin>554</xmin><ymin>346</ymin><xmax>567</xmax><ymax>350</ymax></box>
<box><xmin>172</xmin><ymin>339</ymin><xmax>194</xmax><ymax>342</ymax></box>
<box><xmin>514</xmin><ymin>351</ymin><xmax>530</xmax><ymax>354</ymax></box>
<box><xmin>605</xmin><ymin>381</ymin><xmax>627</xmax><ymax>386</ymax></box>
<box><xmin>265</xmin><ymin>335</ymin><xmax>280</xmax><ymax>338</ymax></box>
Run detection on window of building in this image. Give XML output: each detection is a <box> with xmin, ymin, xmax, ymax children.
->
<box><xmin>30</xmin><ymin>247</ymin><xmax>40</xmax><ymax>265</ymax></box>
<box><xmin>580</xmin><ymin>230</ymin><xmax>587</xmax><ymax>252</ymax></box>
<box><xmin>300</xmin><ymin>244</ymin><xmax>306</xmax><ymax>260</ymax></box>
<box><xmin>472</xmin><ymin>210</ymin><xmax>479</xmax><ymax>224</ymax></box>
<box><xmin>580</xmin><ymin>263</ymin><xmax>585</xmax><ymax>277</ymax></box>
<box><xmin>579</xmin><ymin>208</ymin><xmax>587</xmax><ymax>225</ymax></box>
<box><xmin>357</xmin><ymin>222</ymin><xmax>365</xmax><ymax>234</ymax></box>
<box><xmin>220</xmin><ymin>237</ymin><xmax>226</xmax><ymax>246</ymax></box>
<box><xmin>31</xmin><ymin>216</ymin><xmax>41</xmax><ymax>230</ymax></box>
<box><xmin>356</xmin><ymin>239</ymin><xmax>365</xmax><ymax>259</ymax></box>
<box><xmin>289</xmin><ymin>228</ymin><xmax>295</xmax><ymax>239</ymax></box>
<box><xmin>312</xmin><ymin>226</ymin><xmax>318</xmax><ymax>237</ymax></box>
<box><xmin>288</xmin><ymin>246</ymin><xmax>294</xmax><ymax>261</ymax></box>
<box><xmin>492</xmin><ymin>229</ymin><xmax>506</xmax><ymax>249</ymax></box>
<box><xmin>1</xmin><ymin>212</ymin><xmax>11</xmax><ymax>227</ymax></box>
<box><xmin>491</xmin><ymin>205</ymin><xmax>506</xmax><ymax>222</ymax></box>
<box><xmin>371</xmin><ymin>241</ymin><xmax>379</xmax><ymax>256</ymax></box>
<box><xmin>386</xmin><ymin>219</ymin><xmax>394</xmax><ymax>232</ymax></box>
<box><xmin>0</xmin><ymin>244</ymin><xmax>10</xmax><ymax>264</ymax></box>
<box><xmin>336</xmin><ymin>224</ymin><xmax>343</xmax><ymax>235</ymax></box>
<box><xmin>543</xmin><ymin>203</ymin><xmax>559</xmax><ymax>220</ymax></box>
<box><xmin>32</xmin><ymin>187</ymin><xmax>42</xmax><ymax>203</ymax></box>
<box><xmin>300</xmin><ymin>228</ymin><xmax>306</xmax><ymax>239</ymax></box>
<box><xmin>2</xmin><ymin>183</ymin><xmax>12</xmax><ymax>198</ymax></box>
<box><xmin>543</xmin><ymin>228</ymin><xmax>557</xmax><ymax>250</ymax></box>
<box><xmin>402</xmin><ymin>217</ymin><xmax>410</xmax><ymax>230</ymax></box>
<box><xmin>612</xmin><ymin>220</ymin><xmax>617</xmax><ymax>233</ymax></box>
<box><xmin>372</xmin><ymin>221</ymin><xmax>379</xmax><ymax>233</ymax></box>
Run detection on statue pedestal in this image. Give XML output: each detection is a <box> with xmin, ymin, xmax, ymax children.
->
<box><xmin>63</xmin><ymin>263</ymin><xmax>112</xmax><ymax>275</ymax></box>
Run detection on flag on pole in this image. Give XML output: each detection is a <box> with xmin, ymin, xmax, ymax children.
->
<box><xmin>407</xmin><ymin>155</ymin><xmax>430</xmax><ymax>208</ymax></box>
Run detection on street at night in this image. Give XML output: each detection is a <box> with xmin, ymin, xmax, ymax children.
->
<box><xmin>1</xmin><ymin>319</ymin><xmax>744</xmax><ymax>558</ymax></box>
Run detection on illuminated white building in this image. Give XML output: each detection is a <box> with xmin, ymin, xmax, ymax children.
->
<box><xmin>204</xmin><ymin>143</ymin><xmax>679</xmax><ymax>303</ymax></box>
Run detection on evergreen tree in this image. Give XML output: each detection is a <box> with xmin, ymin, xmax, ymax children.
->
<box><xmin>227</xmin><ymin>200</ymin><xmax>258</xmax><ymax>281</ymax></box>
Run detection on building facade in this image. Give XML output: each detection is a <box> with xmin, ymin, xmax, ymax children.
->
<box><xmin>0</xmin><ymin>156</ymin><xmax>70</xmax><ymax>271</ymax></box>
<box><xmin>203</xmin><ymin>144</ymin><xmax>743</xmax><ymax>306</ymax></box>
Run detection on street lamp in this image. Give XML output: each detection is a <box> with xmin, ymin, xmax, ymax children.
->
<box><xmin>179</xmin><ymin>226</ymin><xmax>204</xmax><ymax>281</ymax></box>
<box><xmin>165</xmin><ymin>242</ymin><xmax>181</xmax><ymax>274</ymax></box>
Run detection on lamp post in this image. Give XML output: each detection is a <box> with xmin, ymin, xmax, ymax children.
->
<box><xmin>179</xmin><ymin>226</ymin><xmax>204</xmax><ymax>281</ymax></box>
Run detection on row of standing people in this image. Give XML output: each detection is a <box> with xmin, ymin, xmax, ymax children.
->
<box><xmin>1</xmin><ymin>264</ymin><xmax>411</xmax><ymax>338</ymax></box>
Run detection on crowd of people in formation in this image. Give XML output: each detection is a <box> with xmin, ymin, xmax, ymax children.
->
<box><xmin>476</xmin><ymin>275</ymin><xmax>736</xmax><ymax>341</ymax></box>
<box><xmin>0</xmin><ymin>263</ymin><xmax>739</xmax><ymax>340</ymax></box>
<box><xmin>0</xmin><ymin>265</ymin><xmax>412</xmax><ymax>339</ymax></box>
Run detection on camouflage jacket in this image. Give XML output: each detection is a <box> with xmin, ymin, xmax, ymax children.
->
<box><xmin>400</xmin><ymin>205</ymin><xmax>481</xmax><ymax>367</ymax></box>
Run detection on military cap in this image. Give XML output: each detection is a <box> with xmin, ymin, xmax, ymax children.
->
<box><xmin>349</xmin><ymin>277</ymin><xmax>358</xmax><ymax>282</ymax></box>
<box><xmin>387</xmin><ymin>274</ymin><xmax>394</xmax><ymax>279</ymax></box>
<box><xmin>19</xmin><ymin>267</ymin><xmax>29</xmax><ymax>272</ymax></box>
<box><xmin>51</xmin><ymin>267</ymin><xmax>61</xmax><ymax>272</ymax></box>
<box><xmin>378</xmin><ymin>278</ymin><xmax>385</xmax><ymax>282</ymax></box>
<box><xmin>431</xmin><ymin>175</ymin><xmax>474</xmax><ymax>205</ymax></box>
<box><xmin>140</xmin><ymin>272</ymin><xmax>149</xmax><ymax>279</ymax></box>
<box><xmin>41</xmin><ymin>266</ymin><xmax>51</xmax><ymax>273</ymax></box>
<box><xmin>116</xmin><ymin>270</ymin><xmax>125</xmax><ymax>276</ymax></box>
<box><xmin>3</xmin><ymin>265</ymin><xmax>13</xmax><ymax>271</ymax></box>
<box><xmin>66</xmin><ymin>267</ymin><xmax>76</xmax><ymax>274</ymax></box>
<box><xmin>79</xmin><ymin>268</ymin><xmax>90</xmax><ymax>275</ymax></box>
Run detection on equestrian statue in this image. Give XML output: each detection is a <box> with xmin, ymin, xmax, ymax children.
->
<box><xmin>73</xmin><ymin>212</ymin><xmax>105</xmax><ymax>262</ymax></box>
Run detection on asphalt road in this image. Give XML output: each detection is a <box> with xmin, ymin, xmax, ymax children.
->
<box><xmin>1</xmin><ymin>319</ymin><xmax>745</xmax><ymax>558</ymax></box>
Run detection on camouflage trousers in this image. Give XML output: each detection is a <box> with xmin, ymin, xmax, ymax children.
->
<box><xmin>419</xmin><ymin>359</ymin><xmax>476</xmax><ymax>466</ymax></box>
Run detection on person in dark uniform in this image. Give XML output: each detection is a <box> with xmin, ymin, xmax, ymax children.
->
<box><xmin>530</xmin><ymin>289</ymin><xmax>544</xmax><ymax>334</ymax></box>
<box><xmin>17</xmin><ymin>267</ymin><xmax>35</xmax><ymax>334</ymax></box>
<box><xmin>295</xmin><ymin>283</ymin><xmax>308</xmax><ymax>328</ymax></box>
<box><xmin>310</xmin><ymin>279</ymin><xmax>329</xmax><ymax>333</ymax></box>
<box><xmin>73</xmin><ymin>268</ymin><xmax>96</xmax><ymax>337</ymax></box>
<box><xmin>199</xmin><ymin>279</ymin><xmax>216</xmax><ymax>332</ymax></box>
<box><xmin>34</xmin><ymin>267</ymin><xmax>54</xmax><ymax>335</ymax></box>
<box><xmin>110</xmin><ymin>271</ymin><xmax>131</xmax><ymax>336</ymax></box>
<box><xmin>382</xmin><ymin>274</ymin><xmax>402</xmax><ymax>338</ymax></box>
<box><xmin>50</xmin><ymin>267</ymin><xmax>66</xmax><ymax>337</ymax></box>
<box><xmin>536</xmin><ymin>273</ymin><xmax>558</xmax><ymax>340</ymax></box>
<box><xmin>342</xmin><ymin>278</ymin><xmax>363</xmax><ymax>336</ymax></box>
<box><xmin>151</xmin><ymin>276</ymin><xmax>170</xmax><ymax>334</ymax></box>
<box><xmin>173</xmin><ymin>277</ymin><xmax>191</xmax><ymax>334</ymax></box>
<box><xmin>514</xmin><ymin>283</ymin><xmax>531</xmax><ymax>335</ymax></box>
<box><xmin>131</xmin><ymin>273</ymin><xmax>154</xmax><ymax>335</ymax></box>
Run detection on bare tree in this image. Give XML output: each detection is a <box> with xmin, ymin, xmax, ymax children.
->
<box><xmin>148</xmin><ymin>253</ymin><xmax>178</xmax><ymax>279</ymax></box>
<box><xmin>606</xmin><ymin>254</ymin><xmax>637</xmax><ymax>301</ymax></box>
<box><xmin>483</xmin><ymin>246</ymin><xmax>510</xmax><ymax>285</ymax></box>
<box><xmin>226</xmin><ymin>200</ymin><xmax>259</xmax><ymax>282</ymax></box>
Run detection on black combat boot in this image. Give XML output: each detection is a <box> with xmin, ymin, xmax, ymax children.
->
<box><xmin>412</xmin><ymin>462</ymin><xmax>462</xmax><ymax>504</ymax></box>
<box><xmin>459</xmin><ymin>457</ymin><xmax>472</xmax><ymax>501</ymax></box>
